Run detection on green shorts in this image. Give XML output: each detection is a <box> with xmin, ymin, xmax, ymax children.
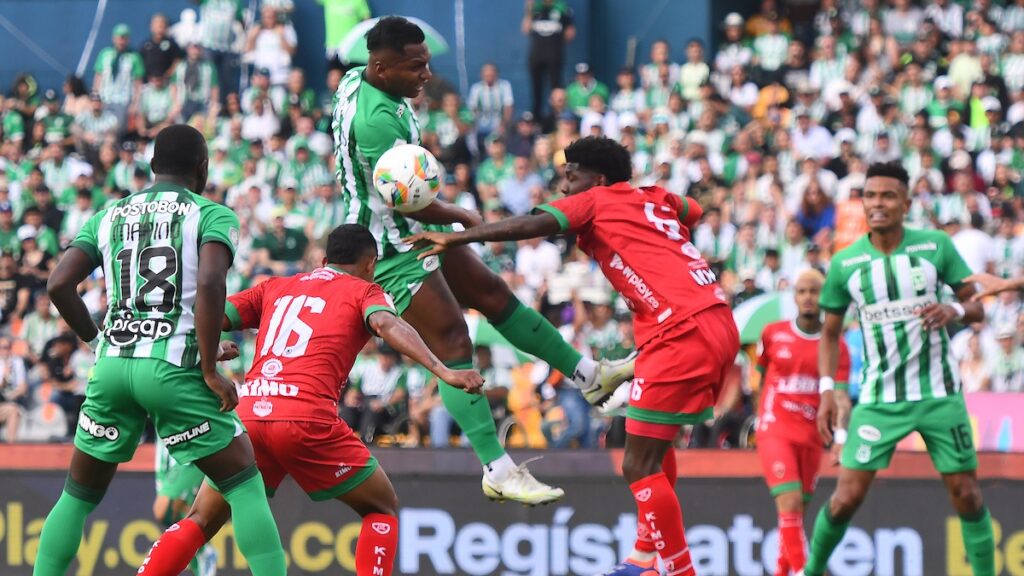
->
<box><xmin>155</xmin><ymin>442</ymin><xmax>205</xmax><ymax>503</ymax></box>
<box><xmin>841</xmin><ymin>394</ymin><xmax>978</xmax><ymax>474</ymax></box>
<box><xmin>375</xmin><ymin>240</ymin><xmax>447</xmax><ymax>314</ymax></box>
<box><xmin>75</xmin><ymin>357</ymin><xmax>244</xmax><ymax>465</ymax></box>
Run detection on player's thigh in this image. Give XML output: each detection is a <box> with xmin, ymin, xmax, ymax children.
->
<box><xmin>799</xmin><ymin>443</ymin><xmax>824</xmax><ymax>502</ymax></box>
<box><xmin>132</xmin><ymin>359</ymin><xmax>245</xmax><ymax>467</ymax></box>
<box><xmin>840</xmin><ymin>402</ymin><xmax>915</xmax><ymax>471</ymax></box>
<box><xmin>440</xmin><ymin>244</ymin><xmax>513</xmax><ymax>318</ymax></box>
<box><xmin>374</xmin><ymin>247</ymin><xmax>444</xmax><ymax>316</ymax></box>
<box><xmin>916</xmin><ymin>395</ymin><xmax>979</xmax><ymax>474</ymax></box>
<box><xmin>625</xmin><ymin>319</ymin><xmax>723</xmax><ymax>438</ymax></box>
<box><xmin>757</xmin><ymin>436</ymin><xmax>805</xmax><ymax>498</ymax></box>
<box><xmin>263</xmin><ymin>419</ymin><xmax>381</xmax><ymax>502</ymax></box>
<box><xmin>337</xmin><ymin>465</ymin><xmax>399</xmax><ymax>517</ymax></box>
<box><xmin>186</xmin><ymin>480</ymin><xmax>233</xmax><ymax>540</ymax></box>
<box><xmin>73</xmin><ymin>358</ymin><xmax>147</xmax><ymax>464</ymax></box>
<box><xmin>241</xmin><ymin>419</ymin><xmax>288</xmax><ymax>496</ymax></box>
<box><xmin>401</xmin><ymin>270</ymin><xmax>474</xmax><ymax>361</ymax></box>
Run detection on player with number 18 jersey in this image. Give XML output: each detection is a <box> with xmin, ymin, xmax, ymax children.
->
<box><xmin>537</xmin><ymin>181</ymin><xmax>740</xmax><ymax>438</ymax></box>
<box><xmin>224</xmin><ymin>266</ymin><xmax>396</xmax><ymax>497</ymax></box>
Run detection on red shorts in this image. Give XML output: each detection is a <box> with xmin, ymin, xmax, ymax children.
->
<box><xmin>757</xmin><ymin>436</ymin><xmax>822</xmax><ymax>500</ymax></box>
<box><xmin>244</xmin><ymin>418</ymin><xmax>378</xmax><ymax>501</ymax></box>
<box><xmin>626</xmin><ymin>305</ymin><xmax>739</xmax><ymax>441</ymax></box>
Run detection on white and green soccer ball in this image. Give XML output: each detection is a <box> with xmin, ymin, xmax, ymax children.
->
<box><xmin>372</xmin><ymin>143</ymin><xmax>442</xmax><ymax>213</ymax></box>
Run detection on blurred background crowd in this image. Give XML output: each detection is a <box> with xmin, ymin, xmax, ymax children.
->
<box><xmin>1</xmin><ymin>0</ymin><xmax>1023</xmax><ymax>451</ymax></box>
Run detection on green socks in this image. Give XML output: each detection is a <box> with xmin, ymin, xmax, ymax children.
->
<box><xmin>492</xmin><ymin>299</ymin><xmax>583</xmax><ymax>377</ymax></box>
<box><xmin>212</xmin><ymin>466</ymin><xmax>286</xmax><ymax>576</ymax></box>
<box><xmin>438</xmin><ymin>360</ymin><xmax>506</xmax><ymax>464</ymax></box>
<box><xmin>960</xmin><ymin>506</ymin><xmax>996</xmax><ymax>576</ymax></box>
<box><xmin>804</xmin><ymin>504</ymin><xmax>849</xmax><ymax>576</ymax></box>
<box><xmin>33</xmin><ymin>477</ymin><xmax>104</xmax><ymax>576</ymax></box>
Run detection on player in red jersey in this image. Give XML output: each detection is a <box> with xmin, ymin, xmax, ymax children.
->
<box><xmin>406</xmin><ymin>136</ymin><xmax>740</xmax><ymax>576</ymax></box>
<box><xmin>137</xmin><ymin>224</ymin><xmax>483</xmax><ymax>576</ymax></box>
<box><xmin>755</xmin><ymin>269</ymin><xmax>850</xmax><ymax>576</ymax></box>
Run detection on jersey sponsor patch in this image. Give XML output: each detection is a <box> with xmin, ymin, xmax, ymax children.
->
<box><xmin>237</xmin><ymin>379</ymin><xmax>300</xmax><ymax>398</ymax></box>
<box><xmin>261</xmin><ymin>358</ymin><xmax>283</xmax><ymax>378</ymax></box>
<box><xmin>105</xmin><ymin>316</ymin><xmax>175</xmax><ymax>346</ymax></box>
<box><xmin>251</xmin><ymin>399</ymin><xmax>273</xmax><ymax>418</ymax></box>
<box><xmin>859</xmin><ymin>295</ymin><xmax>936</xmax><ymax>326</ymax></box>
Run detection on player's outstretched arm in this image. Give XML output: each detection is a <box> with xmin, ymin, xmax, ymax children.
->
<box><xmin>47</xmin><ymin>247</ymin><xmax>100</xmax><ymax>344</ymax></box>
<box><xmin>368</xmin><ymin>310</ymin><xmax>484</xmax><ymax>394</ymax></box>
<box><xmin>817</xmin><ymin>311</ymin><xmax>849</xmax><ymax>447</ymax></box>
<box><xmin>196</xmin><ymin>242</ymin><xmax>238</xmax><ymax>412</ymax></box>
<box><xmin>404</xmin><ymin>199</ymin><xmax>483</xmax><ymax>228</ymax></box>
<box><xmin>964</xmin><ymin>272</ymin><xmax>1024</xmax><ymax>300</ymax></box>
<box><xmin>404</xmin><ymin>212</ymin><xmax>562</xmax><ymax>259</ymax></box>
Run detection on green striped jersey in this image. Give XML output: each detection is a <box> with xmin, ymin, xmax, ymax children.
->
<box><xmin>820</xmin><ymin>229</ymin><xmax>972</xmax><ymax>404</ymax></box>
<box><xmin>71</xmin><ymin>183</ymin><xmax>239</xmax><ymax>368</ymax></box>
<box><xmin>332</xmin><ymin>67</ymin><xmax>427</xmax><ymax>258</ymax></box>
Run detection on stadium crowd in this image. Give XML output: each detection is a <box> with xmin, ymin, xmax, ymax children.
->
<box><xmin>1</xmin><ymin>0</ymin><xmax>1023</xmax><ymax>449</ymax></box>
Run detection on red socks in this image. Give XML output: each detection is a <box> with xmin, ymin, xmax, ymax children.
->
<box><xmin>630</xmin><ymin>471</ymin><xmax>695</xmax><ymax>576</ymax></box>
<box><xmin>634</xmin><ymin>450</ymin><xmax>678</xmax><ymax>554</ymax></box>
<box><xmin>138</xmin><ymin>518</ymin><xmax>206</xmax><ymax>575</ymax></box>
<box><xmin>778</xmin><ymin>511</ymin><xmax>807</xmax><ymax>573</ymax></box>
<box><xmin>356</xmin><ymin>513</ymin><xmax>398</xmax><ymax>576</ymax></box>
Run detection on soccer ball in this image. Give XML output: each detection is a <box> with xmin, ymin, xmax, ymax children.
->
<box><xmin>373</xmin><ymin>144</ymin><xmax>441</xmax><ymax>213</ymax></box>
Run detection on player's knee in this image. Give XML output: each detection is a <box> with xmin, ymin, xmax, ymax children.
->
<box><xmin>440</xmin><ymin>326</ymin><xmax>474</xmax><ymax>359</ymax></box>
<box><xmin>621</xmin><ymin>452</ymin><xmax>658</xmax><ymax>483</ymax></box>
<box><xmin>829</xmin><ymin>487</ymin><xmax>865</xmax><ymax>521</ymax></box>
<box><xmin>949</xmin><ymin>476</ymin><xmax>984</xmax><ymax>514</ymax></box>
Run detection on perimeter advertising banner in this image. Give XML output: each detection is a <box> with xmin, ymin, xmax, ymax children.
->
<box><xmin>1</xmin><ymin>472</ymin><xmax>1022</xmax><ymax>576</ymax></box>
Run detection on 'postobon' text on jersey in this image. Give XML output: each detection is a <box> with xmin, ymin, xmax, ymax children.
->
<box><xmin>71</xmin><ymin>182</ymin><xmax>239</xmax><ymax>367</ymax></box>
<box><xmin>820</xmin><ymin>228</ymin><xmax>972</xmax><ymax>404</ymax></box>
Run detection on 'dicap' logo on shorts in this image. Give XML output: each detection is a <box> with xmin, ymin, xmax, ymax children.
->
<box><xmin>422</xmin><ymin>255</ymin><xmax>440</xmax><ymax>272</ymax></box>
<box><xmin>372</xmin><ymin>522</ymin><xmax>392</xmax><ymax>535</ymax></box>
<box><xmin>857</xmin><ymin>425</ymin><xmax>882</xmax><ymax>442</ymax></box>
<box><xmin>773</xmin><ymin>461</ymin><xmax>786</xmax><ymax>479</ymax></box>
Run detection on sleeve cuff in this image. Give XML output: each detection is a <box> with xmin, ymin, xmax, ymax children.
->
<box><xmin>69</xmin><ymin>241</ymin><xmax>101</xmax><ymax>268</ymax></box>
<box><xmin>821</xmin><ymin>305</ymin><xmax>849</xmax><ymax>315</ymax></box>
<box><xmin>535</xmin><ymin>204</ymin><xmax>570</xmax><ymax>232</ymax></box>
<box><xmin>363</xmin><ymin>305</ymin><xmax>397</xmax><ymax>334</ymax></box>
<box><xmin>224</xmin><ymin>301</ymin><xmax>243</xmax><ymax>331</ymax></box>
<box><xmin>677</xmin><ymin>196</ymin><xmax>691</xmax><ymax>223</ymax></box>
<box><xmin>200</xmin><ymin>236</ymin><xmax>236</xmax><ymax>259</ymax></box>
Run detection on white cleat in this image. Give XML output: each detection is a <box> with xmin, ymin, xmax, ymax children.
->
<box><xmin>482</xmin><ymin>457</ymin><xmax>565</xmax><ymax>506</ymax></box>
<box><xmin>578</xmin><ymin>353</ymin><xmax>636</xmax><ymax>405</ymax></box>
<box><xmin>197</xmin><ymin>544</ymin><xmax>218</xmax><ymax>576</ymax></box>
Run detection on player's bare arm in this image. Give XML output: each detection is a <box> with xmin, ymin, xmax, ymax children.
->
<box><xmin>965</xmin><ymin>272</ymin><xmax>1024</xmax><ymax>300</ymax></box>
<box><xmin>367</xmin><ymin>310</ymin><xmax>484</xmax><ymax>393</ymax></box>
<box><xmin>817</xmin><ymin>311</ymin><xmax>847</xmax><ymax>447</ymax></box>
<box><xmin>196</xmin><ymin>242</ymin><xmax>238</xmax><ymax>412</ymax></box>
<box><xmin>402</xmin><ymin>198</ymin><xmax>483</xmax><ymax>228</ymax></box>
<box><xmin>918</xmin><ymin>282</ymin><xmax>984</xmax><ymax>330</ymax></box>
<box><xmin>404</xmin><ymin>212</ymin><xmax>562</xmax><ymax>259</ymax></box>
<box><xmin>47</xmin><ymin>247</ymin><xmax>101</xmax><ymax>343</ymax></box>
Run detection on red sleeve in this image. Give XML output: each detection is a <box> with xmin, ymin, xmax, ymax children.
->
<box><xmin>664</xmin><ymin>193</ymin><xmax>703</xmax><ymax>228</ymax></box>
<box><xmin>535</xmin><ymin>189</ymin><xmax>596</xmax><ymax>232</ymax></box>
<box><xmin>226</xmin><ymin>279</ymin><xmax>273</xmax><ymax>331</ymax></box>
<box><xmin>361</xmin><ymin>283</ymin><xmax>397</xmax><ymax>319</ymax></box>
<box><xmin>755</xmin><ymin>327</ymin><xmax>771</xmax><ymax>374</ymax></box>
<box><xmin>836</xmin><ymin>338</ymin><xmax>852</xmax><ymax>384</ymax></box>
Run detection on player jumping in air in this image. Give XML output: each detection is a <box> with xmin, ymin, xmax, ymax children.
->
<box><xmin>405</xmin><ymin>136</ymin><xmax>740</xmax><ymax>576</ymax></box>
<box><xmin>34</xmin><ymin>124</ymin><xmax>287</xmax><ymax>576</ymax></box>
<box><xmin>137</xmin><ymin>224</ymin><xmax>484</xmax><ymax>576</ymax></box>
<box><xmin>803</xmin><ymin>162</ymin><xmax>995</xmax><ymax>576</ymax></box>
<box><xmin>755</xmin><ymin>269</ymin><xmax>849</xmax><ymax>576</ymax></box>
<box><xmin>332</xmin><ymin>16</ymin><xmax>632</xmax><ymax>505</ymax></box>
<box><xmin>152</xmin><ymin>438</ymin><xmax>218</xmax><ymax>576</ymax></box>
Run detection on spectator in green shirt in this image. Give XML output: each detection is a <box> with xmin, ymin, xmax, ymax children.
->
<box><xmin>92</xmin><ymin>24</ymin><xmax>145</xmax><ymax>132</ymax></box>
<box><xmin>320</xmin><ymin>0</ymin><xmax>370</xmax><ymax>66</ymax></box>
<box><xmin>253</xmin><ymin>208</ymin><xmax>309</xmax><ymax>275</ymax></box>
<box><xmin>0</xmin><ymin>204</ymin><xmax>19</xmax><ymax>257</ymax></box>
<box><xmin>170</xmin><ymin>42</ymin><xmax>220</xmax><ymax>122</ymax></box>
<box><xmin>40</xmin><ymin>90</ymin><xmax>75</xmax><ymax>150</ymax></box>
<box><xmin>566</xmin><ymin>62</ymin><xmax>609</xmax><ymax>116</ymax></box>
<box><xmin>476</xmin><ymin>135</ymin><xmax>516</xmax><ymax>202</ymax></box>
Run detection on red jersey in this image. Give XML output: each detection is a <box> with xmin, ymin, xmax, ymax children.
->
<box><xmin>756</xmin><ymin>320</ymin><xmax>851</xmax><ymax>446</ymax></box>
<box><xmin>226</xmin><ymin>267</ymin><xmax>396</xmax><ymax>424</ymax></box>
<box><xmin>538</xmin><ymin>183</ymin><xmax>728</xmax><ymax>348</ymax></box>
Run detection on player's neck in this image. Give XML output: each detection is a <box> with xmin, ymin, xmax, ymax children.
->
<box><xmin>363</xmin><ymin>69</ymin><xmax>398</xmax><ymax>99</ymax></box>
<box><xmin>794</xmin><ymin>316</ymin><xmax>822</xmax><ymax>336</ymax></box>
<box><xmin>868</xmin><ymin>226</ymin><xmax>905</xmax><ymax>255</ymax></box>
<box><xmin>152</xmin><ymin>175</ymin><xmax>196</xmax><ymax>192</ymax></box>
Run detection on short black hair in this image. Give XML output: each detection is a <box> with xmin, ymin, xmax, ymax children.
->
<box><xmin>366</xmin><ymin>16</ymin><xmax>425</xmax><ymax>55</ymax></box>
<box><xmin>151</xmin><ymin>125</ymin><xmax>208</xmax><ymax>177</ymax></box>
<box><xmin>866</xmin><ymin>161</ymin><xmax>909</xmax><ymax>187</ymax></box>
<box><xmin>563</xmin><ymin>136</ymin><xmax>632</xmax><ymax>185</ymax></box>
<box><xmin>326</xmin><ymin>224</ymin><xmax>378</xmax><ymax>265</ymax></box>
